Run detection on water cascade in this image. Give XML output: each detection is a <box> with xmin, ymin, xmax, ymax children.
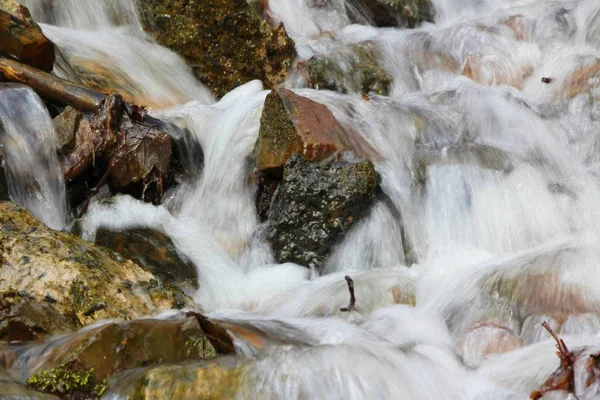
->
<box><xmin>2</xmin><ymin>0</ymin><xmax>600</xmax><ymax>398</ymax></box>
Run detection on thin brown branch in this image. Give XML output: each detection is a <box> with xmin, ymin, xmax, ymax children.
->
<box><xmin>340</xmin><ymin>275</ymin><xmax>356</xmax><ymax>312</ymax></box>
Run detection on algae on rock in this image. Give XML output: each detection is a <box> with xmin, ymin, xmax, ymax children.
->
<box><xmin>138</xmin><ymin>0</ymin><xmax>296</xmax><ymax>97</ymax></box>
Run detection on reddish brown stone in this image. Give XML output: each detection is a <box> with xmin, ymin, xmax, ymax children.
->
<box><xmin>254</xmin><ymin>88</ymin><xmax>377</xmax><ymax>172</ymax></box>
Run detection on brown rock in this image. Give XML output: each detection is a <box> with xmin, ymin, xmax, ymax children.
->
<box><xmin>23</xmin><ymin>317</ymin><xmax>216</xmax><ymax>381</ymax></box>
<box><xmin>0</xmin><ymin>0</ymin><xmax>55</xmax><ymax>71</ymax></box>
<box><xmin>0</xmin><ymin>292</ymin><xmax>77</xmax><ymax>342</ymax></box>
<box><xmin>254</xmin><ymin>88</ymin><xmax>377</xmax><ymax>172</ymax></box>
<box><xmin>52</xmin><ymin>106</ymin><xmax>80</xmax><ymax>154</ymax></box>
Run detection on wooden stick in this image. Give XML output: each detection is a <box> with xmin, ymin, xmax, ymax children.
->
<box><xmin>0</xmin><ymin>57</ymin><xmax>105</xmax><ymax>112</ymax></box>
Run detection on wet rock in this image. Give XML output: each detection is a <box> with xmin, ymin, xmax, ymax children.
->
<box><xmin>0</xmin><ymin>367</ymin><xmax>59</xmax><ymax>400</ymax></box>
<box><xmin>0</xmin><ymin>201</ymin><xmax>191</xmax><ymax>328</ymax></box>
<box><xmin>0</xmin><ymin>291</ymin><xmax>77</xmax><ymax>342</ymax></box>
<box><xmin>106</xmin><ymin>358</ymin><xmax>247</xmax><ymax>400</ymax></box>
<box><xmin>348</xmin><ymin>0</ymin><xmax>434</xmax><ymax>28</ymax></box>
<box><xmin>254</xmin><ymin>88</ymin><xmax>377</xmax><ymax>172</ymax></box>
<box><xmin>52</xmin><ymin>106</ymin><xmax>80</xmax><ymax>154</ymax></box>
<box><xmin>0</xmin><ymin>0</ymin><xmax>55</xmax><ymax>71</ymax></box>
<box><xmin>94</xmin><ymin>228</ymin><xmax>198</xmax><ymax>290</ymax></box>
<box><xmin>266</xmin><ymin>155</ymin><xmax>380</xmax><ymax>269</ymax></box>
<box><xmin>59</xmin><ymin>94</ymin><xmax>174</xmax><ymax>207</ymax></box>
<box><xmin>22</xmin><ymin>317</ymin><xmax>216</xmax><ymax>399</ymax></box>
<box><xmin>138</xmin><ymin>0</ymin><xmax>296</xmax><ymax>98</ymax></box>
<box><xmin>305</xmin><ymin>42</ymin><xmax>392</xmax><ymax>95</ymax></box>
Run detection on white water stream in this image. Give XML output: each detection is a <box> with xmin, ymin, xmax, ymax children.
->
<box><xmin>4</xmin><ymin>0</ymin><xmax>600</xmax><ymax>398</ymax></box>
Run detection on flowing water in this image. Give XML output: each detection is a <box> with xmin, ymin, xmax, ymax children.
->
<box><xmin>3</xmin><ymin>0</ymin><xmax>600</xmax><ymax>398</ymax></box>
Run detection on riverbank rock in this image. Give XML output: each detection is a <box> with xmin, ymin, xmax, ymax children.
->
<box><xmin>0</xmin><ymin>0</ymin><xmax>55</xmax><ymax>71</ymax></box>
<box><xmin>138</xmin><ymin>0</ymin><xmax>296</xmax><ymax>98</ymax></box>
<box><xmin>348</xmin><ymin>0</ymin><xmax>434</xmax><ymax>28</ymax></box>
<box><xmin>266</xmin><ymin>155</ymin><xmax>380</xmax><ymax>269</ymax></box>
<box><xmin>93</xmin><ymin>228</ymin><xmax>198</xmax><ymax>290</ymax></box>
<box><xmin>305</xmin><ymin>42</ymin><xmax>392</xmax><ymax>95</ymax></box>
<box><xmin>0</xmin><ymin>201</ymin><xmax>190</xmax><ymax>331</ymax></box>
<box><xmin>21</xmin><ymin>317</ymin><xmax>215</xmax><ymax>399</ymax></box>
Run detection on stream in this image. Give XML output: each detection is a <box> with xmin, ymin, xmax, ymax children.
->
<box><xmin>3</xmin><ymin>0</ymin><xmax>600</xmax><ymax>398</ymax></box>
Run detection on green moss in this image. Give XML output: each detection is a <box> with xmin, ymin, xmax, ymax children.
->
<box><xmin>27</xmin><ymin>364</ymin><xmax>95</xmax><ymax>397</ymax></box>
<box><xmin>186</xmin><ymin>335</ymin><xmax>218</xmax><ymax>359</ymax></box>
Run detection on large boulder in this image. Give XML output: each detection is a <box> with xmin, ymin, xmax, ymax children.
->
<box><xmin>138</xmin><ymin>0</ymin><xmax>296</xmax><ymax>98</ymax></box>
<box><xmin>22</xmin><ymin>317</ymin><xmax>216</xmax><ymax>399</ymax></box>
<box><xmin>265</xmin><ymin>155</ymin><xmax>380</xmax><ymax>269</ymax></box>
<box><xmin>0</xmin><ymin>0</ymin><xmax>55</xmax><ymax>71</ymax></box>
<box><xmin>0</xmin><ymin>201</ymin><xmax>190</xmax><ymax>333</ymax></box>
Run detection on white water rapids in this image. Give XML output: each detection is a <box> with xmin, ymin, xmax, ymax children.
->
<box><xmin>3</xmin><ymin>0</ymin><xmax>600</xmax><ymax>398</ymax></box>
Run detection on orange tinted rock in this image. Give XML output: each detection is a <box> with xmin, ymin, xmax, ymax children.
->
<box><xmin>0</xmin><ymin>0</ymin><xmax>55</xmax><ymax>71</ymax></box>
<box><xmin>254</xmin><ymin>88</ymin><xmax>377</xmax><ymax>171</ymax></box>
<box><xmin>463</xmin><ymin>55</ymin><xmax>533</xmax><ymax>89</ymax></box>
<box><xmin>459</xmin><ymin>323</ymin><xmax>520</xmax><ymax>367</ymax></box>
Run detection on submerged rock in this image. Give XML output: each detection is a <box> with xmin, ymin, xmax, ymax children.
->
<box><xmin>305</xmin><ymin>42</ymin><xmax>392</xmax><ymax>95</ymax></box>
<box><xmin>138</xmin><ymin>0</ymin><xmax>296</xmax><ymax>98</ymax></box>
<box><xmin>0</xmin><ymin>367</ymin><xmax>58</xmax><ymax>400</ymax></box>
<box><xmin>0</xmin><ymin>201</ymin><xmax>190</xmax><ymax>329</ymax></box>
<box><xmin>348</xmin><ymin>0</ymin><xmax>434</xmax><ymax>28</ymax></box>
<box><xmin>0</xmin><ymin>0</ymin><xmax>55</xmax><ymax>71</ymax></box>
<box><xmin>21</xmin><ymin>317</ymin><xmax>216</xmax><ymax>399</ymax></box>
<box><xmin>266</xmin><ymin>155</ymin><xmax>380</xmax><ymax>269</ymax></box>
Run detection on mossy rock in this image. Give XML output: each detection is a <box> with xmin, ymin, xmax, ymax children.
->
<box><xmin>306</xmin><ymin>42</ymin><xmax>392</xmax><ymax>95</ymax></box>
<box><xmin>0</xmin><ymin>201</ymin><xmax>191</xmax><ymax>330</ymax></box>
<box><xmin>138</xmin><ymin>0</ymin><xmax>296</xmax><ymax>98</ymax></box>
<box><xmin>23</xmin><ymin>317</ymin><xmax>216</xmax><ymax>399</ymax></box>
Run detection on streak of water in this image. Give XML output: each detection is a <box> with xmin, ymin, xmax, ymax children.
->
<box><xmin>0</xmin><ymin>84</ymin><xmax>67</xmax><ymax>229</ymax></box>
